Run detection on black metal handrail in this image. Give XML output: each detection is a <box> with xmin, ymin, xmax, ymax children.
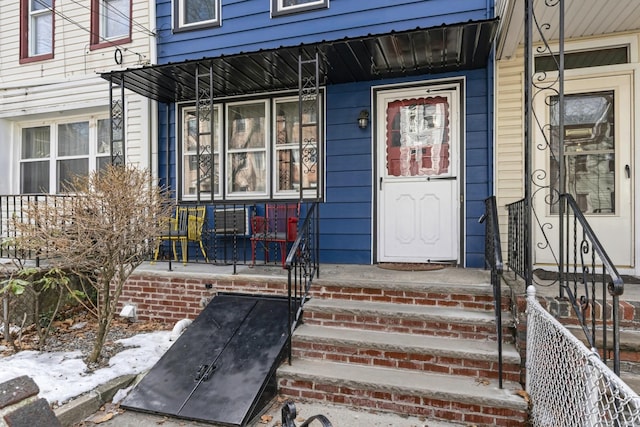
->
<box><xmin>562</xmin><ymin>194</ymin><xmax>623</xmax><ymax>374</ymax></box>
<box><xmin>281</xmin><ymin>400</ymin><xmax>332</xmax><ymax>427</ymax></box>
<box><xmin>285</xmin><ymin>201</ymin><xmax>319</xmax><ymax>364</ymax></box>
<box><xmin>480</xmin><ymin>196</ymin><xmax>504</xmax><ymax>389</ymax></box>
<box><xmin>506</xmin><ymin>198</ymin><xmax>527</xmax><ymax>279</ymax></box>
<box><xmin>507</xmin><ymin>194</ymin><xmax>624</xmax><ymax>374</ymax></box>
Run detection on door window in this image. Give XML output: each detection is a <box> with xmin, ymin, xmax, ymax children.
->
<box><xmin>385</xmin><ymin>96</ymin><xmax>450</xmax><ymax>177</ymax></box>
<box><xmin>550</xmin><ymin>91</ymin><xmax>615</xmax><ymax>214</ymax></box>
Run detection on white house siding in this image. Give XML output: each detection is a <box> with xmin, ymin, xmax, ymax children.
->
<box><xmin>495</xmin><ymin>51</ymin><xmax>525</xmax><ymax>256</ymax></box>
<box><xmin>0</xmin><ymin>0</ymin><xmax>155</xmax><ymax>194</ymax></box>
<box><xmin>495</xmin><ymin>31</ymin><xmax>640</xmax><ymax>273</ymax></box>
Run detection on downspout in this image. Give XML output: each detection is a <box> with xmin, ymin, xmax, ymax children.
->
<box><xmin>148</xmin><ymin>0</ymin><xmax>158</xmax><ymax>178</ymax></box>
<box><xmin>488</xmin><ymin>39</ymin><xmax>496</xmax><ymax>198</ymax></box>
<box><xmin>487</xmin><ymin>0</ymin><xmax>497</xmax><ymax>263</ymax></box>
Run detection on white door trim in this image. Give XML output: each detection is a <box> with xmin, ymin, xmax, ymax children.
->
<box><xmin>372</xmin><ymin>79</ymin><xmax>465</xmax><ymax>264</ymax></box>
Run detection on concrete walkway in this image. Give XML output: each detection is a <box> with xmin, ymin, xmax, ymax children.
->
<box><xmin>76</xmin><ymin>396</ymin><xmax>465</xmax><ymax>427</ymax></box>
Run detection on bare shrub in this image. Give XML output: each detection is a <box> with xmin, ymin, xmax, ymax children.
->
<box><xmin>13</xmin><ymin>165</ymin><xmax>172</xmax><ymax>363</ymax></box>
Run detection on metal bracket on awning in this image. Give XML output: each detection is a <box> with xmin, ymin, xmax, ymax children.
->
<box><xmin>108</xmin><ymin>76</ymin><xmax>125</xmax><ymax>166</ymax></box>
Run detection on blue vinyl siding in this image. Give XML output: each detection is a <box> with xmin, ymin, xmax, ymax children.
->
<box><xmin>158</xmin><ymin>104</ymin><xmax>177</xmax><ymax>192</ymax></box>
<box><xmin>156</xmin><ymin>0</ymin><xmax>492</xmax><ymax>63</ymax></box>
<box><xmin>317</xmin><ymin>68</ymin><xmax>492</xmax><ymax>266</ymax></box>
<box><xmin>155</xmin><ymin>0</ymin><xmax>496</xmax><ymax>266</ymax></box>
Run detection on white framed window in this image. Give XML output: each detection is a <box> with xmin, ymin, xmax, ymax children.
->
<box><xmin>271</xmin><ymin>0</ymin><xmax>328</xmax><ymax>17</ymax></box>
<box><xmin>20</xmin><ymin>0</ymin><xmax>54</xmax><ymax>62</ymax></box>
<box><xmin>101</xmin><ymin>0</ymin><xmax>130</xmax><ymax>39</ymax></box>
<box><xmin>174</xmin><ymin>0</ymin><xmax>221</xmax><ymax>31</ymax></box>
<box><xmin>178</xmin><ymin>94</ymin><xmax>323</xmax><ymax>201</ymax></box>
<box><xmin>181</xmin><ymin>106</ymin><xmax>222</xmax><ymax>199</ymax></box>
<box><xmin>20</xmin><ymin>117</ymin><xmax>112</xmax><ymax>194</ymax></box>
<box><xmin>227</xmin><ymin>101</ymin><xmax>269</xmax><ymax>198</ymax></box>
<box><xmin>91</xmin><ymin>0</ymin><xmax>131</xmax><ymax>49</ymax></box>
<box><xmin>273</xmin><ymin>97</ymin><xmax>319</xmax><ymax>195</ymax></box>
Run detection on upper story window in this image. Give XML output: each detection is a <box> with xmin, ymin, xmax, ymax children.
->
<box><xmin>174</xmin><ymin>0</ymin><xmax>221</xmax><ymax>32</ymax></box>
<box><xmin>91</xmin><ymin>0</ymin><xmax>131</xmax><ymax>49</ymax></box>
<box><xmin>20</xmin><ymin>118</ymin><xmax>113</xmax><ymax>194</ymax></box>
<box><xmin>20</xmin><ymin>0</ymin><xmax>54</xmax><ymax>63</ymax></box>
<box><xmin>271</xmin><ymin>0</ymin><xmax>329</xmax><ymax>17</ymax></box>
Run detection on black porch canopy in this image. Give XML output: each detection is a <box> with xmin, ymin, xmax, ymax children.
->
<box><xmin>100</xmin><ymin>18</ymin><xmax>498</xmax><ymax>103</ymax></box>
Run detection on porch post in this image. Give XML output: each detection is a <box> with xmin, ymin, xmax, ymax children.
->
<box><xmin>194</xmin><ymin>62</ymin><xmax>215</xmax><ymax>202</ymax></box>
<box><xmin>297</xmin><ymin>50</ymin><xmax>321</xmax><ymax>201</ymax></box>
<box><xmin>558</xmin><ymin>0</ymin><xmax>566</xmax><ymax>297</ymax></box>
<box><xmin>109</xmin><ymin>74</ymin><xmax>125</xmax><ymax>166</ymax></box>
<box><xmin>524</xmin><ymin>0</ymin><xmax>533</xmax><ymax>287</ymax></box>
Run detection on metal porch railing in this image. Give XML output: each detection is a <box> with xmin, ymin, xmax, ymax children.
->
<box><xmin>508</xmin><ymin>193</ymin><xmax>624</xmax><ymax>375</ymax></box>
<box><xmin>284</xmin><ymin>201</ymin><xmax>319</xmax><ymax>364</ymax></box>
<box><xmin>0</xmin><ymin>194</ymin><xmax>79</xmax><ymax>264</ymax></box>
<box><xmin>480</xmin><ymin>195</ymin><xmax>505</xmax><ymax>389</ymax></box>
<box><xmin>0</xmin><ymin>195</ymin><xmax>316</xmax><ymax>271</ymax></box>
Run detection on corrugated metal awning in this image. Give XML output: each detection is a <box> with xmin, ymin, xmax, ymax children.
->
<box><xmin>101</xmin><ymin>18</ymin><xmax>498</xmax><ymax>103</ymax></box>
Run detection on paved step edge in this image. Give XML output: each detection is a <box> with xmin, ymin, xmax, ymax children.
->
<box><xmin>304</xmin><ymin>298</ymin><xmax>514</xmax><ymax>325</ymax></box>
<box><xmin>293</xmin><ymin>324</ymin><xmax>521</xmax><ymax>364</ymax></box>
<box><xmin>620</xmin><ymin>371</ymin><xmax>640</xmax><ymax>395</ymax></box>
<box><xmin>54</xmin><ymin>374</ymin><xmax>136</xmax><ymax>427</ymax></box>
<box><xmin>278</xmin><ymin>358</ymin><xmax>527</xmax><ymax>411</ymax></box>
<box><xmin>313</xmin><ymin>267</ymin><xmax>492</xmax><ymax>288</ymax></box>
<box><xmin>314</xmin><ymin>280</ymin><xmax>498</xmax><ymax>295</ymax></box>
<box><xmin>564</xmin><ymin>325</ymin><xmax>640</xmax><ymax>353</ymax></box>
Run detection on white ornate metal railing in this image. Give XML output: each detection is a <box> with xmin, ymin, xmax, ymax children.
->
<box><xmin>527</xmin><ymin>286</ymin><xmax>640</xmax><ymax>426</ymax></box>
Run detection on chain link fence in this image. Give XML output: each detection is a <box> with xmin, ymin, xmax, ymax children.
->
<box><xmin>527</xmin><ymin>286</ymin><xmax>640</xmax><ymax>426</ymax></box>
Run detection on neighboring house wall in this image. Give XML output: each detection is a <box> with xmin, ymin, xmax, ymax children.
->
<box><xmin>155</xmin><ymin>0</ymin><xmax>495</xmax><ymax>266</ymax></box>
<box><xmin>495</xmin><ymin>31</ymin><xmax>640</xmax><ymax>273</ymax></box>
<box><xmin>0</xmin><ymin>0</ymin><xmax>155</xmax><ymax>194</ymax></box>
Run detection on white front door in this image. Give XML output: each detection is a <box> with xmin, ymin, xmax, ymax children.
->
<box><xmin>376</xmin><ymin>83</ymin><xmax>461</xmax><ymax>263</ymax></box>
<box><xmin>533</xmin><ymin>73</ymin><xmax>634</xmax><ymax>268</ymax></box>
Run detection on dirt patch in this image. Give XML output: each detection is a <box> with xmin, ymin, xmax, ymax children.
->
<box><xmin>377</xmin><ymin>263</ymin><xmax>449</xmax><ymax>272</ymax></box>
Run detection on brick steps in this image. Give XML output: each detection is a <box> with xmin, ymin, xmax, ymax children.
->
<box><xmin>292</xmin><ymin>324</ymin><xmax>522</xmax><ymax>382</ymax></box>
<box><xmin>303</xmin><ymin>298</ymin><xmax>514</xmax><ymax>342</ymax></box>
<box><xmin>278</xmin><ymin>358</ymin><xmax>528</xmax><ymax>427</ymax></box>
<box><xmin>276</xmin><ymin>269</ymin><xmax>528</xmax><ymax>426</ymax></box>
<box><xmin>563</xmin><ymin>325</ymin><xmax>640</xmax><ymax>394</ymax></box>
<box><xmin>311</xmin><ymin>280</ymin><xmax>509</xmax><ymax>311</ymax></box>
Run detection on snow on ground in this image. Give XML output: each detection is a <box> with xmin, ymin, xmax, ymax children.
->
<box><xmin>0</xmin><ymin>331</ymin><xmax>173</xmax><ymax>406</ymax></box>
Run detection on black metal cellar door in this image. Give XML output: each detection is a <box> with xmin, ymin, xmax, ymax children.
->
<box><xmin>121</xmin><ymin>294</ymin><xmax>290</xmax><ymax>426</ymax></box>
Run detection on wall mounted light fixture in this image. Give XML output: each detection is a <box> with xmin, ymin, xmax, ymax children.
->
<box><xmin>358</xmin><ymin>109</ymin><xmax>369</xmax><ymax>129</ymax></box>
